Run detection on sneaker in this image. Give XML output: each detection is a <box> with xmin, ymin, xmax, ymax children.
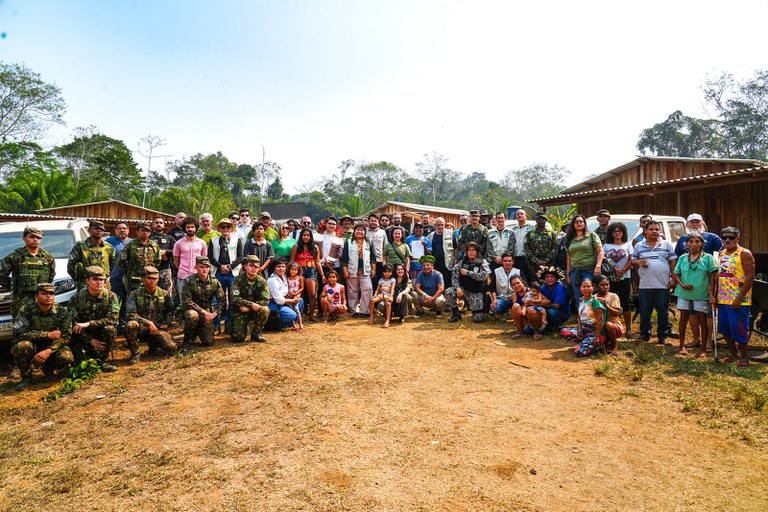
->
<box><xmin>414</xmin><ymin>311</ymin><xmax>424</xmax><ymax>318</ymax></box>
<box><xmin>128</xmin><ymin>352</ymin><xmax>141</xmax><ymax>365</ymax></box>
<box><xmin>251</xmin><ymin>332</ymin><xmax>267</xmax><ymax>343</ymax></box>
<box><xmin>101</xmin><ymin>363</ymin><xmax>118</xmax><ymax>373</ymax></box>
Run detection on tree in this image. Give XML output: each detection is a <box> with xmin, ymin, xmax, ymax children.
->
<box><xmin>0</xmin><ymin>61</ymin><xmax>67</xmax><ymax>141</ymax></box>
<box><xmin>501</xmin><ymin>163</ymin><xmax>570</xmax><ymax>204</ymax></box>
<box><xmin>637</xmin><ymin>110</ymin><xmax>723</xmax><ymax>157</ymax></box>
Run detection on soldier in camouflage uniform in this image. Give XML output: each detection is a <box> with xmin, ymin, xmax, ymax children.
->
<box><xmin>125</xmin><ymin>266</ymin><xmax>176</xmax><ymax>364</ymax></box>
<box><xmin>0</xmin><ymin>227</ymin><xmax>56</xmax><ymax>317</ymax></box>
<box><xmin>118</xmin><ymin>222</ymin><xmax>162</xmax><ymax>295</ymax></box>
<box><xmin>231</xmin><ymin>255</ymin><xmax>270</xmax><ymax>343</ymax></box>
<box><xmin>457</xmin><ymin>209</ymin><xmax>489</xmax><ymax>258</ymax></box>
<box><xmin>69</xmin><ymin>266</ymin><xmax>119</xmax><ymax>372</ymax></box>
<box><xmin>445</xmin><ymin>242</ymin><xmax>491</xmax><ymax>323</ymax></box>
<box><xmin>181</xmin><ymin>256</ymin><xmax>224</xmax><ymax>349</ymax></box>
<box><xmin>524</xmin><ymin>212</ymin><xmax>559</xmax><ymax>278</ymax></box>
<box><xmin>67</xmin><ymin>220</ymin><xmax>116</xmax><ymax>291</ymax></box>
<box><xmin>12</xmin><ymin>283</ymin><xmax>74</xmax><ymax>391</ymax></box>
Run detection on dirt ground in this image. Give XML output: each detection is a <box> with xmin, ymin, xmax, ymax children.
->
<box><xmin>1</xmin><ymin>315</ymin><xmax>767</xmax><ymax>512</ymax></box>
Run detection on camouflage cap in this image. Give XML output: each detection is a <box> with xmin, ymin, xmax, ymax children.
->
<box><xmin>23</xmin><ymin>226</ymin><xmax>42</xmax><ymax>238</ymax></box>
<box><xmin>35</xmin><ymin>282</ymin><xmax>55</xmax><ymax>293</ymax></box>
<box><xmin>85</xmin><ymin>265</ymin><xmax>106</xmax><ymax>278</ymax></box>
<box><xmin>196</xmin><ymin>256</ymin><xmax>211</xmax><ymax>266</ymax></box>
<box><xmin>143</xmin><ymin>266</ymin><xmax>160</xmax><ymax>277</ymax></box>
<box><xmin>244</xmin><ymin>254</ymin><xmax>261</xmax><ymax>265</ymax></box>
<box><xmin>89</xmin><ymin>219</ymin><xmax>106</xmax><ymax>230</ymax></box>
<box><xmin>136</xmin><ymin>221</ymin><xmax>151</xmax><ymax>231</ymax></box>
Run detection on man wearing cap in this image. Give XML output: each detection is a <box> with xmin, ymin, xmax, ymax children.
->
<box><xmin>196</xmin><ymin>213</ymin><xmax>221</xmax><ymax>246</ymax></box>
<box><xmin>69</xmin><ymin>266</ymin><xmax>119</xmax><ymax>372</ymax></box>
<box><xmin>457</xmin><ymin>210</ymin><xmax>489</xmax><ymax>260</ymax></box>
<box><xmin>231</xmin><ymin>255</ymin><xmax>270</xmax><ymax>343</ymax></box>
<box><xmin>12</xmin><ymin>283</ymin><xmax>74</xmax><ymax>391</ymax></box>
<box><xmin>150</xmin><ymin>216</ymin><xmax>177</xmax><ymax>294</ymax></box>
<box><xmin>524</xmin><ymin>212</ymin><xmax>559</xmax><ymax>278</ymax></box>
<box><xmin>386</xmin><ymin>213</ymin><xmax>410</xmax><ymax>243</ymax></box>
<box><xmin>485</xmin><ymin>211</ymin><xmax>513</xmax><ymax>271</ymax></box>
<box><xmin>118</xmin><ymin>222</ymin><xmax>162</xmax><ymax>295</ymax></box>
<box><xmin>411</xmin><ymin>255</ymin><xmax>445</xmax><ymax>318</ymax></box>
<box><xmin>0</xmin><ymin>226</ymin><xmax>56</xmax><ymax>317</ymax></box>
<box><xmin>594</xmin><ymin>209</ymin><xmax>611</xmax><ymax>245</ymax></box>
<box><xmin>168</xmin><ymin>212</ymin><xmax>187</xmax><ymax>241</ymax></box>
<box><xmin>208</xmin><ymin>218</ymin><xmax>244</xmax><ymax>333</ymax></box>
<box><xmin>717</xmin><ymin>226</ymin><xmax>755</xmax><ymax>367</ymax></box>
<box><xmin>125</xmin><ymin>266</ymin><xmax>176</xmax><ymax>364</ymax></box>
<box><xmin>67</xmin><ymin>220</ymin><xmax>116</xmax><ymax>291</ymax></box>
<box><xmin>509</xmin><ymin>209</ymin><xmax>532</xmax><ymax>283</ymax></box>
<box><xmin>674</xmin><ymin>214</ymin><xmax>723</xmax><ymax>258</ymax></box>
<box><xmin>445</xmin><ymin>241</ymin><xmax>490</xmax><ymax>323</ymax></box>
<box><xmin>181</xmin><ymin>256</ymin><xmax>225</xmax><ymax>349</ymax></box>
<box><xmin>258</xmin><ymin>212</ymin><xmax>278</xmax><ymax>242</ymax></box>
<box><xmin>426</xmin><ymin>217</ymin><xmax>456</xmax><ymax>286</ymax></box>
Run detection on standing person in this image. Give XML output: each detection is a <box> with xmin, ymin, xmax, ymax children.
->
<box><xmin>69</xmin><ymin>266</ymin><xmax>119</xmax><ymax>372</ymax></box>
<box><xmin>457</xmin><ymin>210</ymin><xmax>488</xmax><ymax>260</ymax></box>
<box><xmin>124</xmin><ymin>266</ymin><xmax>176</xmax><ymax>364</ymax></box>
<box><xmin>509</xmin><ymin>209</ymin><xmax>532</xmax><ymax>283</ymax></box>
<box><xmin>167</xmin><ymin>212</ymin><xmax>187</xmax><ymax>241</ymax></box>
<box><xmin>105</xmin><ymin>222</ymin><xmax>132</xmax><ymax>332</ymax></box>
<box><xmin>716</xmin><ymin>226</ymin><xmax>755</xmax><ymax>367</ymax></box>
<box><xmin>490</xmin><ymin>253</ymin><xmax>523</xmax><ymax>318</ymax></box>
<box><xmin>341</xmin><ymin>224</ymin><xmax>376</xmax><ymax>318</ymax></box>
<box><xmin>243</xmin><ymin>222</ymin><xmax>275</xmax><ymax>277</ymax></box>
<box><xmin>594</xmin><ymin>209</ymin><xmax>611</xmax><ymax>244</ymax></box>
<box><xmin>172</xmin><ymin>217</ymin><xmax>208</xmax><ymax>304</ymax></box>
<box><xmin>565</xmin><ymin>214</ymin><xmax>604</xmax><ymax>301</ymax></box>
<box><xmin>267</xmin><ymin>257</ymin><xmax>303</xmax><ymax>329</ymax></box>
<box><xmin>11</xmin><ymin>283</ymin><xmax>74</xmax><ymax>391</ymax></box>
<box><xmin>602</xmin><ymin>222</ymin><xmax>635</xmax><ymax>338</ymax></box>
<box><xmin>411</xmin><ymin>255</ymin><xmax>445</xmax><ymax>318</ymax></box>
<box><xmin>272</xmin><ymin>222</ymin><xmax>297</xmax><ymax>258</ymax></box>
<box><xmin>231</xmin><ymin>255</ymin><xmax>270</xmax><ymax>343</ymax></box>
<box><xmin>673</xmin><ymin>233</ymin><xmax>717</xmax><ymax>357</ymax></box>
<box><xmin>524</xmin><ymin>212</ymin><xmax>559</xmax><ymax>278</ymax></box>
<box><xmin>486</xmin><ymin>211</ymin><xmax>513</xmax><ymax>271</ymax></box>
<box><xmin>426</xmin><ymin>217</ymin><xmax>456</xmax><ymax>287</ymax></box>
<box><xmin>67</xmin><ymin>220</ymin><xmax>116</xmax><ymax>291</ymax></box>
<box><xmin>632</xmin><ymin>220</ymin><xmax>677</xmax><ymax>344</ymax></box>
<box><xmin>118</xmin><ymin>222</ymin><xmax>161</xmax><ymax>295</ymax></box>
<box><xmin>181</xmin><ymin>256</ymin><xmax>224</xmax><ymax>350</ymax></box>
<box><xmin>421</xmin><ymin>213</ymin><xmax>435</xmax><ymax>236</ymax></box>
<box><xmin>405</xmin><ymin>223</ymin><xmax>432</xmax><ymax>281</ymax></box>
<box><xmin>196</xmin><ymin>213</ymin><xmax>221</xmax><ymax>246</ymax></box>
<box><xmin>445</xmin><ymin>242</ymin><xmax>490</xmax><ymax>323</ymax></box>
<box><xmin>290</xmin><ymin>228</ymin><xmax>324</xmax><ymax>321</ymax></box>
<box><xmin>594</xmin><ymin>274</ymin><xmax>624</xmax><ymax>355</ymax></box>
<box><xmin>0</xmin><ymin>226</ymin><xmax>55</xmax><ymax>317</ymax></box>
<box><xmin>150</xmin><ymin>216</ymin><xmax>176</xmax><ymax>294</ymax></box>
<box><xmin>382</xmin><ymin>227</ymin><xmax>412</xmax><ymax>275</ymax></box>
<box><xmin>365</xmin><ymin>213</ymin><xmax>387</xmax><ymax>287</ymax></box>
<box><xmin>235</xmin><ymin>209</ymin><xmax>253</xmax><ymax>241</ymax></box>
<box><xmin>386</xmin><ymin>212</ymin><xmax>410</xmax><ymax>243</ymax></box>
<box><xmin>209</xmin><ymin>218</ymin><xmax>243</xmax><ymax>333</ymax></box>
<box><xmin>675</xmin><ymin>213</ymin><xmax>723</xmax><ymax>257</ymax></box>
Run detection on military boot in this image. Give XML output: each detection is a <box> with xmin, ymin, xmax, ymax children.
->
<box><xmin>448</xmin><ymin>308</ymin><xmax>462</xmax><ymax>323</ymax></box>
<box><xmin>128</xmin><ymin>352</ymin><xmax>141</xmax><ymax>365</ymax></box>
<box><xmin>251</xmin><ymin>332</ymin><xmax>267</xmax><ymax>343</ymax></box>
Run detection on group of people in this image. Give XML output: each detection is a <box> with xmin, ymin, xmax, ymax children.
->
<box><xmin>0</xmin><ymin>205</ymin><xmax>757</xmax><ymax>391</ymax></box>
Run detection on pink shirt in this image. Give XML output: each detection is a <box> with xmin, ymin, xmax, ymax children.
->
<box><xmin>173</xmin><ymin>237</ymin><xmax>207</xmax><ymax>279</ymax></box>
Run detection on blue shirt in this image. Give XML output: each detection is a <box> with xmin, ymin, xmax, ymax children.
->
<box><xmin>105</xmin><ymin>235</ymin><xmax>132</xmax><ymax>278</ymax></box>
<box><xmin>541</xmin><ymin>281</ymin><xmax>570</xmax><ymax>316</ymax></box>
<box><xmin>674</xmin><ymin>232</ymin><xmax>723</xmax><ymax>257</ymax></box>
<box><xmin>414</xmin><ymin>270</ymin><xmax>444</xmax><ymax>296</ymax></box>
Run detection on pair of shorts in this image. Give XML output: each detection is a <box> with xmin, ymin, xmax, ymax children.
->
<box><xmin>302</xmin><ymin>267</ymin><xmax>317</xmax><ymax>281</ymax></box>
<box><xmin>717</xmin><ymin>304</ymin><xmax>750</xmax><ymax>344</ymax></box>
<box><xmin>677</xmin><ymin>297</ymin><xmax>709</xmax><ymax>314</ymax></box>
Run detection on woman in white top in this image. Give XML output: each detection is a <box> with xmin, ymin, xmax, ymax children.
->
<box><xmin>267</xmin><ymin>257</ymin><xmax>303</xmax><ymax>329</ymax></box>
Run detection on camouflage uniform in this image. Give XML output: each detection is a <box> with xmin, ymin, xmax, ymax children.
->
<box><xmin>182</xmin><ymin>273</ymin><xmax>224</xmax><ymax>346</ymax></box>
<box><xmin>69</xmin><ymin>285</ymin><xmax>119</xmax><ymax>366</ymax></box>
<box><xmin>12</xmin><ymin>297</ymin><xmax>74</xmax><ymax>378</ymax></box>
<box><xmin>231</xmin><ymin>271</ymin><xmax>270</xmax><ymax>342</ymax></box>
<box><xmin>67</xmin><ymin>238</ymin><xmax>116</xmax><ymax>290</ymax></box>
<box><xmin>524</xmin><ymin>228</ymin><xmax>559</xmax><ymax>277</ymax></box>
<box><xmin>118</xmin><ymin>238</ymin><xmax>162</xmax><ymax>293</ymax></box>
<box><xmin>0</xmin><ymin>247</ymin><xmax>56</xmax><ymax>316</ymax></box>
<box><xmin>457</xmin><ymin>224</ymin><xmax>489</xmax><ymax>256</ymax></box>
<box><xmin>445</xmin><ymin>255</ymin><xmax>490</xmax><ymax>322</ymax></box>
<box><xmin>125</xmin><ymin>282</ymin><xmax>176</xmax><ymax>360</ymax></box>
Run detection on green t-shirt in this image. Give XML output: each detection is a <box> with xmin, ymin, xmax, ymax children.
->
<box><xmin>674</xmin><ymin>252</ymin><xmax>716</xmax><ymax>300</ymax></box>
<box><xmin>568</xmin><ymin>232</ymin><xmax>601</xmax><ymax>269</ymax></box>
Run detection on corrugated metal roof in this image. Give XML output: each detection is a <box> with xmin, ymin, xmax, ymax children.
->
<box><xmin>560</xmin><ymin>156</ymin><xmax>768</xmax><ymax>195</ymax></box>
<box><xmin>530</xmin><ymin>164</ymin><xmax>768</xmax><ymax>203</ymax></box>
<box><xmin>366</xmin><ymin>200</ymin><xmax>468</xmax><ymax>216</ymax></box>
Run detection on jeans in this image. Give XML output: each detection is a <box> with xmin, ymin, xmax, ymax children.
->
<box><xmin>569</xmin><ymin>269</ymin><xmax>594</xmax><ymax>301</ymax></box>
<box><xmin>269</xmin><ymin>298</ymin><xmax>304</xmax><ymax>328</ymax></box>
<box><xmin>638</xmin><ymin>288</ymin><xmax>670</xmax><ymax>340</ymax></box>
<box><xmin>215</xmin><ymin>271</ymin><xmax>234</xmax><ymax>328</ymax></box>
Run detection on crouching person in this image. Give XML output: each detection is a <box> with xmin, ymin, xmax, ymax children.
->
<box><xmin>445</xmin><ymin>242</ymin><xmax>490</xmax><ymax>323</ymax></box>
<box><xmin>12</xmin><ymin>283</ymin><xmax>74</xmax><ymax>391</ymax></box>
<box><xmin>181</xmin><ymin>256</ymin><xmax>224</xmax><ymax>350</ymax></box>
<box><xmin>125</xmin><ymin>266</ymin><xmax>176</xmax><ymax>364</ymax></box>
<box><xmin>231</xmin><ymin>255</ymin><xmax>270</xmax><ymax>343</ymax></box>
<box><xmin>70</xmin><ymin>266</ymin><xmax>119</xmax><ymax>372</ymax></box>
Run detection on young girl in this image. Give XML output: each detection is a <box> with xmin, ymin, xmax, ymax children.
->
<box><xmin>320</xmin><ymin>270</ymin><xmax>347</xmax><ymax>322</ymax></box>
<box><xmin>561</xmin><ymin>279</ymin><xmax>606</xmax><ymax>357</ymax></box>
<box><xmin>522</xmin><ymin>282</ymin><xmax>547</xmax><ymax>336</ymax></box>
<box><xmin>594</xmin><ymin>274</ymin><xmax>624</xmax><ymax>355</ymax></box>
<box><xmin>286</xmin><ymin>262</ymin><xmax>305</xmax><ymax>330</ymax></box>
<box><xmin>370</xmin><ymin>264</ymin><xmax>395</xmax><ymax>328</ymax></box>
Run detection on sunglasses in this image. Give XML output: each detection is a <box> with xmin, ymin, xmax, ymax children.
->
<box><xmin>721</xmin><ymin>235</ymin><xmax>737</xmax><ymax>240</ymax></box>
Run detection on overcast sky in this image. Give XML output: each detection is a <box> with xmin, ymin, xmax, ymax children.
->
<box><xmin>2</xmin><ymin>0</ymin><xmax>766</xmax><ymax>192</ymax></box>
